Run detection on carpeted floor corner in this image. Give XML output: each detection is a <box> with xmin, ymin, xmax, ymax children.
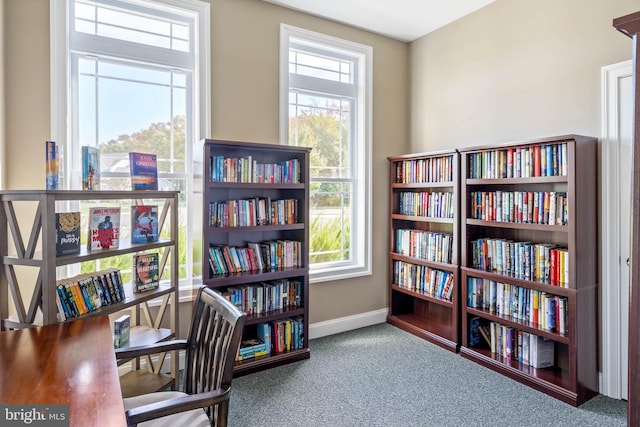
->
<box><xmin>229</xmin><ymin>323</ymin><xmax>627</xmax><ymax>427</ymax></box>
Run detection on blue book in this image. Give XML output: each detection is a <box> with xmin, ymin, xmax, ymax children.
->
<box><xmin>257</xmin><ymin>323</ymin><xmax>271</xmax><ymax>354</ymax></box>
<box><xmin>257</xmin><ymin>322</ymin><xmax>271</xmax><ymax>355</ymax></box>
<box><xmin>81</xmin><ymin>146</ymin><xmax>100</xmax><ymax>190</ymax></box>
<box><xmin>131</xmin><ymin>205</ymin><xmax>159</xmax><ymax>243</ymax></box>
<box><xmin>129</xmin><ymin>152</ymin><xmax>158</xmax><ymax>190</ymax></box>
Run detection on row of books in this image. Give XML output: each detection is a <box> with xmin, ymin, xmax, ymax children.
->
<box><xmin>467</xmin><ymin>142</ymin><xmax>569</xmax><ymax>179</ymax></box>
<box><xmin>237</xmin><ymin>317</ymin><xmax>304</xmax><ymax>360</ymax></box>
<box><xmin>238</xmin><ymin>327</ymin><xmax>270</xmax><ymax>360</ymax></box>
<box><xmin>208</xmin><ymin>197</ymin><xmax>298</xmax><ymax>227</ymax></box>
<box><xmin>470</xmin><ymin>190</ymin><xmax>568</xmax><ymax>226</ymax></box>
<box><xmin>55</xmin><ymin>268</ymin><xmax>125</xmax><ymax>321</ymax></box>
<box><xmin>219</xmin><ymin>278</ymin><xmax>303</xmax><ymax>316</ymax></box>
<box><xmin>467</xmin><ymin>277</ymin><xmax>569</xmax><ymax>334</ymax></box>
<box><xmin>208</xmin><ymin>240</ymin><xmax>302</xmax><ymax>276</ymax></box>
<box><xmin>397</xmin><ymin>191</ymin><xmax>454</xmax><ymax>219</ymax></box>
<box><xmin>393</xmin><ymin>155</ymin><xmax>455</xmax><ymax>184</ymax></box>
<box><xmin>471</xmin><ymin>238</ymin><xmax>569</xmax><ymax>287</ymax></box>
<box><xmin>55</xmin><ymin>205</ymin><xmax>159</xmax><ymax>256</ymax></box>
<box><xmin>393</xmin><ymin>260</ymin><xmax>455</xmax><ymax>301</ymax></box>
<box><xmin>395</xmin><ymin>229</ymin><xmax>453</xmax><ymax>264</ymax></box>
<box><xmin>209</xmin><ymin>155</ymin><xmax>301</xmax><ymax>184</ymax></box>
<box><xmin>470</xmin><ymin>318</ymin><xmax>555</xmax><ymax>369</ymax></box>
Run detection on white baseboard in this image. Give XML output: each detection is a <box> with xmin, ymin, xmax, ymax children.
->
<box><xmin>308</xmin><ymin>308</ymin><xmax>388</xmax><ymax>340</ymax></box>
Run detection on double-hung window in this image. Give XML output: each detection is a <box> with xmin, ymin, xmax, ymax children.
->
<box><xmin>51</xmin><ymin>0</ymin><xmax>210</xmax><ymax>291</ymax></box>
<box><xmin>280</xmin><ymin>25</ymin><xmax>372</xmax><ymax>282</ymax></box>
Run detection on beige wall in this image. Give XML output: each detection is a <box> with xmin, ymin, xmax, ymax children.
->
<box><xmin>410</xmin><ymin>0</ymin><xmax>637</xmax><ymax>151</ymax></box>
<box><xmin>10</xmin><ymin>0</ymin><xmax>631</xmax><ymax>331</ymax></box>
<box><xmin>2</xmin><ymin>0</ymin><xmax>410</xmax><ymax>325</ymax></box>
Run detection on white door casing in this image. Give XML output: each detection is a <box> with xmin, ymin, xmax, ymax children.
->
<box><xmin>601</xmin><ymin>59</ymin><xmax>632</xmax><ymax>400</ymax></box>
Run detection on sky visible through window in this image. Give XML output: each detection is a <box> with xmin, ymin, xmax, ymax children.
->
<box><xmin>78</xmin><ymin>58</ymin><xmax>186</xmax><ymax>147</ymax></box>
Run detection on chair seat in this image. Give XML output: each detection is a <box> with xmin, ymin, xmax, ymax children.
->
<box><xmin>123</xmin><ymin>391</ymin><xmax>211</xmax><ymax>427</ymax></box>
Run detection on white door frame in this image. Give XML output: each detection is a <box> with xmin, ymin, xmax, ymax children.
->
<box><xmin>600</xmin><ymin>59</ymin><xmax>632</xmax><ymax>399</ymax></box>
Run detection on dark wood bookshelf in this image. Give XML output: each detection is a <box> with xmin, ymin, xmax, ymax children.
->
<box><xmin>459</xmin><ymin>135</ymin><xmax>598</xmax><ymax>406</ymax></box>
<box><xmin>196</xmin><ymin>139</ymin><xmax>311</xmax><ymax>375</ymax></box>
<box><xmin>387</xmin><ymin>150</ymin><xmax>460</xmax><ymax>352</ymax></box>
<box><xmin>613</xmin><ymin>11</ymin><xmax>640</xmax><ymax>426</ymax></box>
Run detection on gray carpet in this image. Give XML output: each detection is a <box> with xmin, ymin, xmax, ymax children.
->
<box><xmin>229</xmin><ymin>323</ymin><xmax>627</xmax><ymax>427</ymax></box>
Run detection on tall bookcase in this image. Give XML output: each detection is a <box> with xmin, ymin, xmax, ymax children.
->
<box><xmin>196</xmin><ymin>139</ymin><xmax>311</xmax><ymax>375</ymax></box>
<box><xmin>0</xmin><ymin>190</ymin><xmax>180</xmax><ymax>397</ymax></box>
<box><xmin>458</xmin><ymin>135</ymin><xmax>598</xmax><ymax>406</ymax></box>
<box><xmin>387</xmin><ymin>150</ymin><xmax>460</xmax><ymax>352</ymax></box>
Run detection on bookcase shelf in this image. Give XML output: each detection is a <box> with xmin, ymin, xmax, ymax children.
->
<box><xmin>459</xmin><ymin>135</ymin><xmax>598</xmax><ymax>406</ymax></box>
<box><xmin>387</xmin><ymin>149</ymin><xmax>460</xmax><ymax>352</ymax></box>
<box><xmin>196</xmin><ymin>139</ymin><xmax>311</xmax><ymax>376</ymax></box>
<box><xmin>0</xmin><ymin>190</ymin><xmax>180</xmax><ymax>397</ymax></box>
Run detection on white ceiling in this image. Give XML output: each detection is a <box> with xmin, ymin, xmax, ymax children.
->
<box><xmin>263</xmin><ymin>0</ymin><xmax>496</xmax><ymax>42</ymax></box>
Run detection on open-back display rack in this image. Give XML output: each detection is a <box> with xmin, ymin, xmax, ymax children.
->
<box><xmin>0</xmin><ymin>190</ymin><xmax>180</xmax><ymax>398</ymax></box>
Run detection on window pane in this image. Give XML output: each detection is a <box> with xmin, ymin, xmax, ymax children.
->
<box><xmin>309</xmin><ymin>181</ymin><xmax>352</xmax><ymax>263</ymax></box>
<box><xmin>70</xmin><ymin>0</ymin><xmax>202</xmax><ymax>288</ymax></box>
<box><xmin>78</xmin><ymin>60</ymin><xmax>187</xmax><ymax>177</ymax></box>
<box><xmin>97</xmin><ymin>23</ymin><xmax>171</xmax><ymax>49</ymax></box>
<box><xmin>172</xmin><ymin>23</ymin><xmax>189</xmax><ymax>40</ymax></box>
<box><xmin>97</xmin><ymin>7</ymin><xmax>171</xmax><ymax>36</ymax></box>
<box><xmin>75</xmin><ymin>2</ymin><xmax>95</xmax><ymax>20</ymax></box>
<box><xmin>75</xmin><ymin>0</ymin><xmax>191</xmax><ymax>53</ymax></box>
<box><xmin>290</xmin><ymin>49</ymin><xmax>352</xmax><ymax>83</ymax></box>
<box><xmin>99</xmin><ymin>62</ymin><xmax>171</xmax><ymax>85</ymax></box>
<box><xmin>289</xmin><ymin>92</ymin><xmax>352</xmax><ymax>178</ymax></box>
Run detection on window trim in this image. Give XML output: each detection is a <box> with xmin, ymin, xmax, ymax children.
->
<box><xmin>280</xmin><ymin>23</ymin><xmax>372</xmax><ymax>283</ymax></box>
<box><xmin>50</xmin><ymin>0</ymin><xmax>210</xmax><ymax>298</ymax></box>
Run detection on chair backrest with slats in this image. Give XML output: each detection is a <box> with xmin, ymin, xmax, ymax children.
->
<box><xmin>183</xmin><ymin>286</ymin><xmax>246</xmax><ymax>423</ymax></box>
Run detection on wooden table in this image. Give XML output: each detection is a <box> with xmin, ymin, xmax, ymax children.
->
<box><xmin>0</xmin><ymin>316</ymin><xmax>126</xmax><ymax>426</ymax></box>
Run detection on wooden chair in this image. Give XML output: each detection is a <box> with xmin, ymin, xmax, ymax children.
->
<box><xmin>116</xmin><ymin>286</ymin><xmax>246</xmax><ymax>427</ymax></box>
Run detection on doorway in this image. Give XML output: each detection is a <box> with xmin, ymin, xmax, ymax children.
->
<box><xmin>601</xmin><ymin>59</ymin><xmax>632</xmax><ymax>400</ymax></box>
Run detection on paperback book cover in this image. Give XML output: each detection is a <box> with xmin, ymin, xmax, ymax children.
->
<box><xmin>132</xmin><ymin>252</ymin><xmax>160</xmax><ymax>293</ymax></box>
<box><xmin>131</xmin><ymin>205</ymin><xmax>159</xmax><ymax>243</ymax></box>
<box><xmin>55</xmin><ymin>212</ymin><xmax>81</xmax><ymax>256</ymax></box>
<box><xmin>87</xmin><ymin>207</ymin><xmax>121</xmax><ymax>250</ymax></box>
<box><xmin>81</xmin><ymin>146</ymin><xmax>100</xmax><ymax>190</ymax></box>
<box><xmin>113</xmin><ymin>314</ymin><xmax>130</xmax><ymax>348</ymax></box>
<box><xmin>129</xmin><ymin>152</ymin><xmax>158</xmax><ymax>190</ymax></box>
<box><xmin>45</xmin><ymin>140</ymin><xmax>63</xmax><ymax>190</ymax></box>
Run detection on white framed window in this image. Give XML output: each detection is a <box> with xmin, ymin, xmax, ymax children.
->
<box><xmin>280</xmin><ymin>24</ymin><xmax>372</xmax><ymax>282</ymax></box>
<box><xmin>50</xmin><ymin>0</ymin><xmax>210</xmax><ymax>294</ymax></box>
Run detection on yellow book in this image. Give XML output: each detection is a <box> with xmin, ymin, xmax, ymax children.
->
<box><xmin>68</xmin><ymin>282</ymin><xmax>87</xmax><ymax>314</ymax></box>
<box><xmin>285</xmin><ymin>319</ymin><xmax>292</xmax><ymax>351</ymax></box>
<box><xmin>532</xmin><ymin>290</ymin><xmax>539</xmax><ymax>326</ymax></box>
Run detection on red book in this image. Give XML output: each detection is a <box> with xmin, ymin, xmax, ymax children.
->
<box><xmin>534</xmin><ymin>145</ymin><xmax>541</xmax><ymax>177</ymax></box>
